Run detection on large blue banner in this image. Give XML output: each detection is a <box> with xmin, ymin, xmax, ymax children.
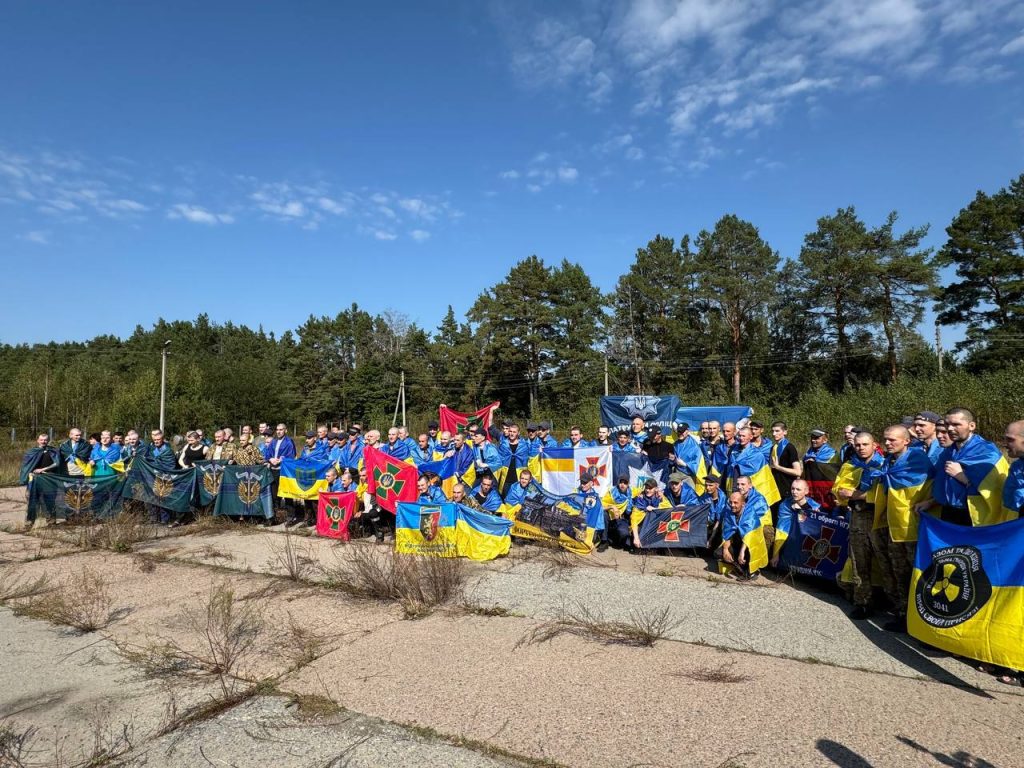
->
<box><xmin>638</xmin><ymin>504</ymin><xmax>710</xmax><ymax>549</ymax></box>
<box><xmin>600</xmin><ymin>395</ymin><xmax>680</xmax><ymax>434</ymax></box>
<box><xmin>675</xmin><ymin>406</ymin><xmax>753</xmax><ymax>427</ymax></box>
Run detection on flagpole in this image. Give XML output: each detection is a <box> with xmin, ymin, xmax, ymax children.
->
<box><xmin>159</xmin><ymin>340</ymin><xmax>171</xmax><ymax>432</ymax></box>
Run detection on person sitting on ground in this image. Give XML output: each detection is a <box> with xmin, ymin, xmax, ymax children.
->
<box><xmin>631</xmin><ymin>478</ymin><xmax>671</xmax><ymax>550</ymax></box>
<box><xmin>605</xmin><ymin>475</ymin><xmax>634</xmax><ymax>550</ymax></box>
<box><xmin>503</xmin><ymin>469</ymin><xmax>541</xmax><ymax>510</ymax></box>
<box><xmin>451</xmin><ymin>482</ymin><xmax>473</xmax><ymax>507</ymax></box>
<box><xmin>325</xmin><ymin>466</ymin><xmax>344</xmax><ymax>492</ymax></box>
<box><xmin>470</xmin><ymin>474</ymin><xmax>502</xmax><ymax>513</ymax></box>
<box><xmin>771</xmin><ymin>479</ymin><xmax>820</xmax><ymax>568</ymax></box>
<box><xmin>720</xmin><ymin>491</ymin><xmax>769</xmax><ymax>579</ymax></box>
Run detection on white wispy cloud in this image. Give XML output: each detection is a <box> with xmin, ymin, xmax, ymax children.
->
<box><xmin>20</xmin><ymin>230</ymin><xmax>49</xmax><ymax>245</ymax></box>
<box><xmin>410</xmin><ymin>229</ymin><xmax>431</xmax><ymax>242</ymax></box>
<box><xmin>374</xmin><ymin>229</ymin><xmax>398</xmax><ymax>241</ymax></box>
<box><xmin>167</xmin><ymin>203</ymin><xmax>234</xmax><ymax>225</ymax></box>
<box><xmin>498</xmin><ymin>0</ymin><xmax>1024</xmax><ymax>171</ymax></box>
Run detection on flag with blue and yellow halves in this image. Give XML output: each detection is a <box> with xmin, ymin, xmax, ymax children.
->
<box><xmin>416</xmin><ymin>454</ymin><xmax>459</xmax><ymax>499</ymax></box>
<box><xmin>725</xmin><ymin>445</ymin><xmax>780</xmax><ymax>507</ymax></box>
<box><xmin>395</xmin><ymin>502</ymin><xmax>512</xmax><ymax>561</ymax></box>
<box><xmin>74</xmin><ymin>457</ymin><xmax>126</xmax><ymax>477</ymax></box>
<box><xmin>720</xmin><ymin>495</ymin><xmax>769</xmax><ymax>576</ymax></box>
<box><xmin>278</xmin><ymin>457</ymin><xmax>333</xmax><ymax>500</ymax></box>
<box><xmin>932</xmin><ymin>435</ymin><xmax>1012</xmax><ymax>526</ymax></box>
<box><xmin>871</xmin><ymin>449</ymin><xmax>934</xmax><ymax>541</ymax></box>
<box><xmin>909</xmin><ymin>513</ymin><xmax>1024</xmax><ymax>672</ymax></box>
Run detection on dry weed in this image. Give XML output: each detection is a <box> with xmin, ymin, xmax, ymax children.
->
<box><xmin>675</xmin><ymin>662</ymin><xmax>752</xmax><ymax>684</ymax></box>
<box><xmin>266</xmin><ymin>530</ymin><xmax>316</xmax><ymax>582</ymax></box>
<box><xmin>0</xmin><ymin>718</ymin><xmax>39</xmax><ymax>767</ymax></box>
<box><xmin>274</xmin><ymin>612</ymin><xmax>334</xmax><ymax>668</ymax></box>
<box><xmin>0</xmin><ymin>573</ymin><xmax>51</xmax><ymax>603</ymax></box>
<box><xmin>322</xmin><ymin>545</ymin><xmax>466</xmax><ymax>617</ymax></box>
<box><xmin>14</xmin><ymin>567</ymin><xmax>122</xmax><ymax>633</ymax></box>
<box><xmin>517</xmin><ymin>602</ymin><xmax>678</xmax><ymax>648</ymax></box>
<box><xmin>64</xmin><ymin>511</ymin><xmax>153</xmax><ymax>553</ymax></box>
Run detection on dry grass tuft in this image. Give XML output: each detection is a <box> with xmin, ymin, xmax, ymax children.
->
<box><xmin>0</xmin><ymin>573</ymin><xmax>52</xmax><ymax>603</ymax></box>
<box><xmin>59</xmin><ymin>511</ymin><xmax>155</xmax><ymax>553</ymax></box>
<box><xmin>517</xmin><ymin>602</ymin><xmax>678</xmax><ymax>648</ymax></box>
<box><xmin>266</xmin><ymin>530</ymin><xmax>316</xmax><ymax>582</ymax></box>
<box><xmin>13</xmin><ymin>567</ymin><xmax>122</xmax><ymax>633</ymax></box>
<box><xmin>0</xmin><ymin>718</ymin><xmax>39</xmax><ymax>767</ymax></box>
<box><xmin>274</xmin><ymin>612</ymin><xmax>335</xmax><ymax>669</ymax></box>
<box><xmin>322</xmin><ymin>545</ymin><xmax>466</xmax><ymax>618</ymax></box>
<box><xmin>459</xmin><ymin>602</ymin><xmax>515</xmax><ymax>618</ymax></box>
<box><xmin>675</xmin><ymin>662</ymin><xmax>752</xmax><ymax>684</ymax></box>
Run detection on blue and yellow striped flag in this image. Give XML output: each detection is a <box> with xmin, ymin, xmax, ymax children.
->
<box><xmin>278</xmin><ymin>458</ymin><xmax>333</xmax><ymax>500</ymax></box>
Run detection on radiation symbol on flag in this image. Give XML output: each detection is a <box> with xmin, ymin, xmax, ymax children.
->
<box><xmin>916</xmin><ymin>545</ymin><xmax>992</xmax><ymax>629</ymax></box>
<box><xmin>657</xmin><ymin>510</ymin><xmax>690</xmax><ymax>542</ymax></box>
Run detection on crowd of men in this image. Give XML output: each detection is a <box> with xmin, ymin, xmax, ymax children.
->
<box><xmin>20</xmin><ymin>408</ymin><xmax>1024</xmax><ymax>678</ymax></box>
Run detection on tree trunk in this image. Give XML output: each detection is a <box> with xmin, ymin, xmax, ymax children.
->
<box><xmin>731</xmin><ymin>317</ymin><xmax>742</xmax><ymax>403</ymax></box>
<box><xmin>834</xmin><ymin>291</ymin><xmax>848</xmax><ymax>392</ymax></box>
<box><xmin>882</xmin><ymin>284</ymin><xmax>897</xmax><ymax>382</ymax></box>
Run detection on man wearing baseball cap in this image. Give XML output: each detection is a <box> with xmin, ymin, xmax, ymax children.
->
<box><xmin>912</xmin><ymin>411</ymin><xmax>943</xmax><ymax>467</ymax></box>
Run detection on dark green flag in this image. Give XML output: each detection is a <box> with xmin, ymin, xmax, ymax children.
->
<box><xmin>214</xmin><ymin>465</ymin><xmax>274</xmax><ymax>519</ymax></box>
<box><xmin>27</xmin><ymin>473</ymin><xmax>126</xmax><ymax>522</ymax></box>
<box><xmin>195</xmin><ymin>460</ymin><xmax>230</xmax><ymax>506</ymax></box>
<box><xmin>126</xmin><ymin>459</ymin><xmax>195</xmax><ymax>514</ymax></box>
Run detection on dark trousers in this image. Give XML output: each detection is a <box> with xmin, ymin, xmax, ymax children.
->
<box><xmin>941</xmin><ymin>506</ymin><xmax>972</xmax><ymax>526</ymax></box>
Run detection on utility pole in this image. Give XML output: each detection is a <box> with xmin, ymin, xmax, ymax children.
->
<box><xmin>401</xmin><ymin>370</ymin><xmax>406</xmax><ymax>428</ymax></box>
<box><xmin>935</xmin><ymin>321</ymin><xmax>943</xmax><ymax>374</ymax></box>
<box><xmin>159</xmin><ymin>340</ymin><xmax>171</xmax><ymax>432</ymax></box>
<box><xmin>604</xmin><ymin>355</ymin><xmax>609</xmax><ymax>396</ymax></box>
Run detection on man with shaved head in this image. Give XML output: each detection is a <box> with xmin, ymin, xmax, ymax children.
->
<box><xmin>836</xmin><ymin>430</ymin><xmax>885</xmax><ymax>619</ymax></box>
<box><xmin>1003</xmin><ymin>420</ymin><xmax>1024</xmax><ymax>517</ymax></box>
<box><xmin>712</xmin><ymin>422</ymin><xmax>737</xmax><ymax>474</ymax></box>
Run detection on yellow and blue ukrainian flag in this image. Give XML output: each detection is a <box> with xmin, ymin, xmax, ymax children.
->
<box><xmin>932</xmin><ymin>436</ymin><xmax>1011</xmax><ymax>526</ymax></box>
<box><xmin>395</xmin><ymin>502</ymin><xmax>511</xmax><ymax>560</ymax></box>
<box><xmin>909</xmin><ymin>513</ymin><xmax>1024</xmax><ymax>671</ymax></box>
<box><xmin>278</xmin><ymin>458</ymin><xmax>333</xmax><ymax>500</ymax></box>
<box><xmin>873</xmin><ymin>449</ymin><xmax>934</xmax><ymax>541</ymax></box>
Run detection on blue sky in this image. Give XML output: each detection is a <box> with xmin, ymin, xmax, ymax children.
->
<box><xmin>2</xmin><ymin>0</ymin><xmax>1022</xmax><ymax>347</ymax></box>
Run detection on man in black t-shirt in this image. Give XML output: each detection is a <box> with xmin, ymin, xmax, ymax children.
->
<box><xmin>641</xmin><ymin>426</ymin><xmax>673</xmax><ymax>465</ymax></box>
<box><xmin>769</xmin><ymin>421</ymin><xmax>802</xmax><ymax>525</ymax></box>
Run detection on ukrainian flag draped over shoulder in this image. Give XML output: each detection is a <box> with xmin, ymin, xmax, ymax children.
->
<box><xmin>726</xmin><ymin>446</ymin><xmax>780</xmax><ymax>507</ymax></box>
<box><xmin>721</xmin><ymin>504</ymin><xmax>769</xmax><ymax>575</ymax></box>
<box><xmin>953</xmin><ymin>435</ymin><xmax>1012</xmax><ymax>526</ymax></box>
<box><xmin>832</xmin><ymin>455</ymin><xmax>884</xmax><ymax>508</ymax></box>
<box><xmin>909</xmin><ymin>513</ymin><xmax>1024</xmax><ymax>671</ymax></box>
<box><xmin>875</xmin><ymin>449</ymin><xmax>934</xmax><ymax>542</ymax></box>
<box><xmin>673</xmin><ymin>434</ymin><xmax>708</xmax><ymax>495</ymax></box>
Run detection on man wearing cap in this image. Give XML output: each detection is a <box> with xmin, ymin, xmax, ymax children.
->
<box><xmin>534</xmin><ymin>421</ymin><xmax>558</xmax><ymax>453</ymax></box>
<box><xmin>396</xmin><ymin>426</ymin><xmax>417</xmax><ymax>456</ymax></box>
<box><xmin>300</xmin><ymin>430</ymin><xmax>327</xmax><ymax>460</ymax></box>
<box><xmin>338</xmin><ymin>427</ymin><xmax>364</xmax><ymax>469</ymax></box>
<box><xmin>912</xmin><ymin>411</ymin><xmax>943</xmax><ymax>467</ymax></box>
<box><xmin>469</xmin><ymin>427</ymin><xmax>503</xmax><ymax>476</ymax></box>
<box><xmin>381</xmin><ymin>427</ymin><xmax>411</xmax><ymax>462</ymax></box>
<box><xmin>802</xmin><ymin>428</ymin><xmax>839</xmax><ymax>511</ymax></box>
<box><xmin>408</xmin><ymin>434</ymin><xmax>432</xmax><ymax>465</ymax></box>
<box><xmin>641</xmin><ymin>425</ymin><xmax>673</xmax><ymax>466</ymax></box>
<box><xmin>605</xmin><ymin>476</ymin><xmax>634</xmax><ymax>550</ymax></box>
<box><xmin>326</xmin><ymin>432</ymin><xmax>344</xmax><ymax>466</ymax></box>
<box><xmin>669</xmin><ymin>423</ymin><xmax>705</xmax><ymax>492</ymax></box>
<box><xmin>571</xmin><ymin>470</ymin><xmax>608</xmax><ymax>551</ymax></box>
<box><xmin>700</xmin><ymin>473</ymin><xmax>729</xmax><ymax>548</ymax></box>
<box><xmin>631</xmin><ymin>478</ymin><xmax>671</xmax><ymax>550</ymax></box>
<box><xmin>470</xmin><ymin>474</ymin><xmax>502</xmax><ymax>513</ymax></box>
<box><xmin>664</xmin><ymin>472</ymin><xmax>700</xmax><ymax>506</ymax></box>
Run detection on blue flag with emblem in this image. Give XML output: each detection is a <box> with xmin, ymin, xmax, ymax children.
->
<box><xmin>600</xmin><ymin>395</ymin><xmax>681</xmax><ymax>435</ymax></box>
<box><xmin>637</xmin><ymin>503</ymin><xmax>710</xmax><ymax>549</ymax></box>
<box><xmin>775</xmin><ymin>505</ymin><xmax>849</xmax><ymax>581</ymax></box>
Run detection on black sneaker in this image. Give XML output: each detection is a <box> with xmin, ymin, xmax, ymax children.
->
<box><xmin>596</xmin><ymin>540</ymin><xmax>609</xmax><ymax>553</ymax></box>
<box><xmin>849</xmin><ymin>605</ymin><xmax>872</xmax><ymax>620</ymax></box>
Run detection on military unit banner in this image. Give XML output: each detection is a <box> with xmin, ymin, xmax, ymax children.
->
<box><xmin>214</xmin><ymin>465</ymin><xmax>274</xmax><ymax>519</ymax></box>
<box><xmin>600</xmin><ymin>395</ymin><xmax>681</xmax><ymax>434</ymax></box>
<box><xmin>195</xmin><ymin>460</ymin><xmax>230</xmax><ymax>506</ymax></box>
<box><xmin>126</xmin><ymin>459</ymin><xmax>195</xmax><ymax>513</ymax></box>
<box><xmin>510</xmin><ymin>486</ymin><xmax>595</xmax><ymax>554</ymax></box>
<box><xmin>317</xmin><ymin>491</ymin><xmax>357</xmax><ymax>540</ymax></box>
<box><xmin>26</xmin><ymin>472</ymin><xmax>127</xmax><ymax>522</ymax></box>
<box><xmin>777</xmin><ymin>508</ymin><xmax>849</xmax><ymax>581</ymax></box>
<box><xmin>908</xmin><ymin>514</ymin><xmax>1024</xmax><ymax>672</ymax></box>
<box><xmin>364</xmin><ymin>445</ymin><xmax>418</xmax><ymax>512</ymax></box>
<box><xmin>438</xmin><ymin>402</ymin><xmax>500</xmax><ymax>436</ymax></box>
<box><xmin>540</xmin><ymin>446</ymin><xmax>612</xmax><ymax>497</ymax></box>
<box><xmin>637</xmin><ymin>504</ymin><xmax>710</xmax><ymax>549</ymax></box>
<box><xmin>394</xmin><ymin>502</ymin><xmax>512</xmax><ymax>560</ymax></box>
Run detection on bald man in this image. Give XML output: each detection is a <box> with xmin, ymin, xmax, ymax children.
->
<box><xmin>1003</xmin><ymin>420</ymin><xmax>1024</xmax><ymax>517</ymax></box>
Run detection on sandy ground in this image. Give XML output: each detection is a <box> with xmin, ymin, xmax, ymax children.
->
<box><xmin>0</xmin><ymin>485</ymin><xmax>1021</xmax><ymax>767</ymax></box>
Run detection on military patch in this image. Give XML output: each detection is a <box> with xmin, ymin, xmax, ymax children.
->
<box><xmin>915</xmin><ymin>545</ymin><xmax>993</xmax><ymax>629</ymax></box>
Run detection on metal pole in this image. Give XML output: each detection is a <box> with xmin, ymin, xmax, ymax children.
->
<box><xmin>392</xmin><ymin>375</ymin><xmax>402</xmax><ymax>427</ymax></box>
<box><xmin>935</xmin><ymin>322</ymin><xmax>943</xmax><ymax>374</ymax></box>
<box><xmin>604</xmin><ymin>356</ymin><xmax>609</xmax><ymax>396</ymax></box>
<box><xmin>401</xmin><ymin>370</ymin><xmax>406</xmax><ymax>428</ymax></box>
<box><xmin>159</xmin><ymin>340</ymin><xmax>171</xmax><ymax>432</ymax></box>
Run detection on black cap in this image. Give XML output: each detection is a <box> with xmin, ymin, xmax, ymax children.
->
<box><xmin>809</xmin><ymin>428</ymin><xmax>827</xmax><ymax>438</ymax></box>
<box><xmin>915</xmin><ymin>411</ymin><xmax>941</xmax><ymax>424</ymax></box>
<box><xmin>901</xmin><ymin>416</ymin><xmax>915</xmax><ymax>427</ymax></box>
<box><xmin>539</xmin><ymin>420</ymin><xmax>552</xmax><ymax>430</ymax></box>
<box><xmin>676</xmin><ymin>423</ymin><xmax>689</xmax><ymax>433</ymax></box>
<box><xmin>580</xmin><ymin>471</ymin><xmax>595</xmax><ymax>485</ymax></box>
<box><xmin>304</xmin><ymin>430</ymin><xmax>316</xmax><ymax>438</ymax></box>
<box><xmin>427</xmin><ymin>420</ymin><xmax>439</xmax><ymax>429</ymax></box>
<box><xmin>348</xmin><ymin>426</ymin><xmax>360</xmax><ymax>436</ymax></box>
<box><xmin>616</xmin><ymin>475</ymin><xmax>629</xmax><ymax>484</ymax></box>
<box><xmin>526</xmin><ymin>421</ymin><xmax>538</xmax><ymax>431</ymax></box>
<box><xmin>329</xmin><ymin>432</ymin><xmax>341</xmax><ymax>440</ymax></box>
<box><xmin>648</xmin><ymin>425</ymin><xmax>661</xmax><ymax>435</ymax></box>
<box><xmin>704</xmin><ymin>474</ymin><xmax>720</xmax><ymax>484</ymax></box>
